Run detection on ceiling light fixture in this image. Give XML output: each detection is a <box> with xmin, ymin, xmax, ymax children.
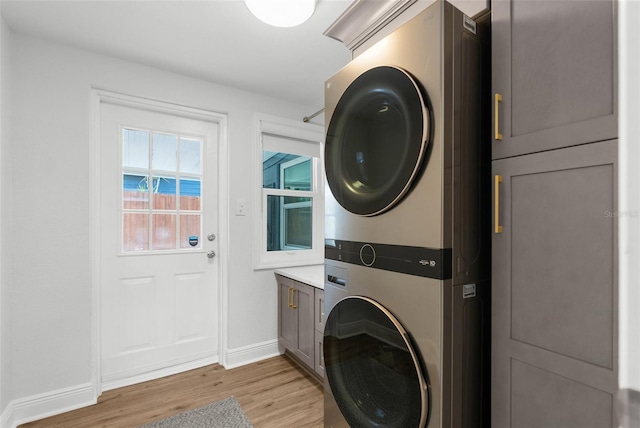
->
<box><xmin>244</xmin><ymin>0</ymin><xmax>317</xmax><ymax>28</ymax></box>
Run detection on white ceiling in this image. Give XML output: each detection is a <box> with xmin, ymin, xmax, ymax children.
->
<box><xmin>0</xmin><ymin>0</ymin><xmax>353</xmax><ymax>109</ymax></box>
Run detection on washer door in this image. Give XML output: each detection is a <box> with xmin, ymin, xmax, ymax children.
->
<box><xmin>325</xmin><ymin>66</ymin><xmax>430</xmax><ymax>216</ymax></box>
<box><xmin>324</xmin><ymin>296</ymin><xmax>429</xmax><ymax>427</ymax></box>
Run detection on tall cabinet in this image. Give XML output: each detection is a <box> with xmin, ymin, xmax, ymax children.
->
<box><xmin>492</xmin><ymin>1</ymin><xmax>618</xmax><ymax>426</ymax></box>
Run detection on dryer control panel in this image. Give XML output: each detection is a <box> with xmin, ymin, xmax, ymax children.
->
<box><xmin>325</xmin><ymin>239</ymin><xmax>452</xmax><ymax>280</ymax></box>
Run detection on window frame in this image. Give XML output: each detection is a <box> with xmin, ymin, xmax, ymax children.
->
<box><xmin>280</xmin><ymin>197</ymin><xmax>312</xmax><ymax>250</ymax></box>
<box><xmin>253</xmin><ymin>114</ymin><xmax>325</xmax><ymax>270</ymax></box>
<box><xmin>279</xmin><ymin>156</ymin><xmax>313</xmax><ymax>250</ymax></box>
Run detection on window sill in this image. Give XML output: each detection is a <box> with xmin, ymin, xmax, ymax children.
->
<box><xmin>254</xmin><ymin>257</ymin><xmax>323</xmax><ymax>271</ymax></box>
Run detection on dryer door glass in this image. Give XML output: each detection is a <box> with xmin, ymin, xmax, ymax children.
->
<box><xmin>325</xmin><ymin>66</ymin><xmax>430</xmax><ymax>216</ymax></box>
<box><xmin>324</xmin><ymin>296</ymin><xmax>429</xmax><ymax>427</ymax></box>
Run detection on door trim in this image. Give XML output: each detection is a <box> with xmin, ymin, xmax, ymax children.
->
<box><xmin>89</xmin><ymin>89</ymin><xmax>229</xmax><ymax>399</ymax></box>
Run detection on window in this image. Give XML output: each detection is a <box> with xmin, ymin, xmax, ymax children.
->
<box><xmin>121</xmin><ymin>127</ymin><xmax>203</xmax><ymax>253</ymax></box>
<box><xmin>254</xmin><ymin>115</ymin><xmax>324</xmax><ymax>269</ymax></box>
<box><xmin>265</xmin><ymin>154</ymin><xmax>312</xmax><ymax>251</ymax></box>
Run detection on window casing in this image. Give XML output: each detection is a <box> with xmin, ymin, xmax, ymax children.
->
<box><xmin>254</xmin><ymin>115</ymin><xmax>324</xmax><ymax>269</ymax></box>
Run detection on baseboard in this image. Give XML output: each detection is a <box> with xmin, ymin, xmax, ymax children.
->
<box><xmin>223</xmin><ymin>339</ymin><xmax>281</xmax><ymax>369</ymax></box>
<box><xmin>1</xmin><ymin>383</ymin><xmax>95</xmax><ymax>428</ymax></box>
<box><xmin>618</xmin><ymin>388</ymin><xmax>640</xmax><ymax>428</ymax></box>
<box><xmin>0</xmin><ymin>404</ymin><xmax>11</xmax><ymax>428</ymax></box>
<box><xmin>101</xmin><ymin>353</ymin><xmax>220</xmax><ymax>392</ymax></box>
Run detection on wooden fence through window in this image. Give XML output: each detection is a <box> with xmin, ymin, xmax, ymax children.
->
<box><xmin>122</xmin><ymin>191</ymin><xmax>201</xmax><ymax>251</ymax></box>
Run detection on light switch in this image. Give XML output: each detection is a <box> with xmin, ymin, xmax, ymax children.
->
<box><xmin>236</xmin><ymin>199</ymin><xmax>247</xmax><ymax>216</ymax></box>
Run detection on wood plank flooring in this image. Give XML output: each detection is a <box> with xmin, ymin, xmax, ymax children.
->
<box><xmin>20</xmin><ymin>355</ymin><xmax>324</xmax><ymax>428</ymax></box>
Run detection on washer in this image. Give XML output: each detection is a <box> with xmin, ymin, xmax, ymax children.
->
<box><xmin>323</xmin><ymin>1</ymin><xmax>491</xmax><ymax>427</ymax></box>
<box><xmin>324</xmin><ymin>260</ymin><xmax>488</xmax><ymax>428</ymax></box>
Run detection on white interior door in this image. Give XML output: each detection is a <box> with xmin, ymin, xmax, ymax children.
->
<box><xmin>100</xmin><ymin>100</ymin><xmax>220</xmax><ymax>389</ymax></box>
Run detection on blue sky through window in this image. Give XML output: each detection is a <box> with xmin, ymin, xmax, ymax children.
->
<box><xmin>123</xmin><ymin>174</ymin><xmax>201</xmax><ymax>197</ymax></box>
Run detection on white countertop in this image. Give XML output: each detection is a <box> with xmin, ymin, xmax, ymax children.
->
<box><xmin>275</xmin><ymin>264</ymin><xmax>324</xmax><ymax>289</ymax></box>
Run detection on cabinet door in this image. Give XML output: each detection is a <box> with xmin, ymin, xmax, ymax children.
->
<box><xmin>492</xmin><ymin>0</ymin><xmax>616</xmax><ymax>159</ymax></box>
<box><xmin>492</xmin><ymin>141</ymin><xmax>618</xmax><ymax>427</ymax></box>
<box><xmin>278</xmin><ymin>276</ymin><xmax>297</xmax><ymax>350</ymax></box>
<box><xmin>293</xmin><ymin>282</ymin><xmax>315</xmax><ymax>368</ymax></box>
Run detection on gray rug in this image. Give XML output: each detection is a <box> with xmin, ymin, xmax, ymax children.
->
<box><xmin>141</xmin><ymin>396</ymin><xmax>254</xmax><ymax>428</ymax></box>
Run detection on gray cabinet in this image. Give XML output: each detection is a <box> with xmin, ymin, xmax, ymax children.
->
<box><xmin>492</xmin><ymin>0</ymin><xmax>617</xmax><ymax>159</ymax></box>
<box><xmin>492</xmin><ymin>2</ymin><xmax>619</xmax><ymax>425</ymax></box>
<box><xmin>277</xmin><ymin>274</ymin><xmax>325</xmax><ymax>378</ymax></box>
<box><xmin>492</xmin><ymin>140</ymin><xmax>618</xmax><ymax>427</ymax></box>
<box><xmin>277</xmin><ymin>275</ymin><xmax>314</xmax><ymax>368</ymax></box>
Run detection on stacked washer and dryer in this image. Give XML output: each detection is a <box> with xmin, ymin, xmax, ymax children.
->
<box><xmin>322</xmin><ymin>2</ymin><xmax>491</xmax><ymax>427</ymax></box>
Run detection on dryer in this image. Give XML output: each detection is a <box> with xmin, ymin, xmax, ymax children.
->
<box><xmin>323</xmin><ymin>1</ymin><xmax>491</xmax><ymax>427</ymax></box>
<box><xmin>324</xmin><ymin>0</ymin><xmax>490</xmax><ymax>285</ymax></box>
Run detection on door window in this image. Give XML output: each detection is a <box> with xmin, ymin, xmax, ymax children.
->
<box><xmin>122</xmin><ymin>128</ymin><xmax>203</xmax><ymax>252</ymax></box>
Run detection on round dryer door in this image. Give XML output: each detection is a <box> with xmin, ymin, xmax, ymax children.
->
<box><xmin>325</xmin><ymin>66</ymin><xmax>431</xmax><ymax>216</ymax></box>
<box><xmin>324</xmin><ymin>296</ymin><xmax>429</xmax><ymax>427</ymax></box>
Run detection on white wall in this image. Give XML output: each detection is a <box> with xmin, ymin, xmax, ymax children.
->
<box><xmin>619</xmin><ymin>0</ymin><xmax>640</xmax><ymax>416</ymax></box>
<box><xmin>0</xmin><ymin>10</ymin><xmax>12</xmax><ymax>421</ymax></box>
<box><xmin>0</xmin><ymin>8</ymin><xmax>4</xmax><ymax>419</ymax></box>
<box><xmin>2</xmin><ymin>29</ymin><xmax>317</xmax><ymax>421</ymax></box>
<box><xmin>0</xmin><ymin>8</ymin><xmax>4</xmax><ymax>418</ymax></box>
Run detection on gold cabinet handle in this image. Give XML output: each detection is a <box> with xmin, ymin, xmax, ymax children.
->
<box><xmin>287</xmin><ymin>288</ymin><xmax>292</xmax><ymax>308</ymax></box>
<box><xmin>495</xmin><ymin>174</ymin><xmax>503</xmax><ymax>234</ymax></box>
<box><xmin>291</xmin><ymin>288</ymin><xmax>297</xmax><ymax>309</ymax></box>
<box><xmin>495</xmin><ymin>93</ymin><xmax>503</xmax><ymax>141</ymax></box>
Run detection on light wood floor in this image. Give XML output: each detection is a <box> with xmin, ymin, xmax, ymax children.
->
<box><xmin>20</xmin><ymin>355</ymin><xmax>324</xmax><ymax>428</ymax></box>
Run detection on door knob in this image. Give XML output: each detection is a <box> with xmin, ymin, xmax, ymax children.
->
<box><xmin>207</xmin><ymin>251</ymin><xmax>216</xmax><ymax>259</ymax></box>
